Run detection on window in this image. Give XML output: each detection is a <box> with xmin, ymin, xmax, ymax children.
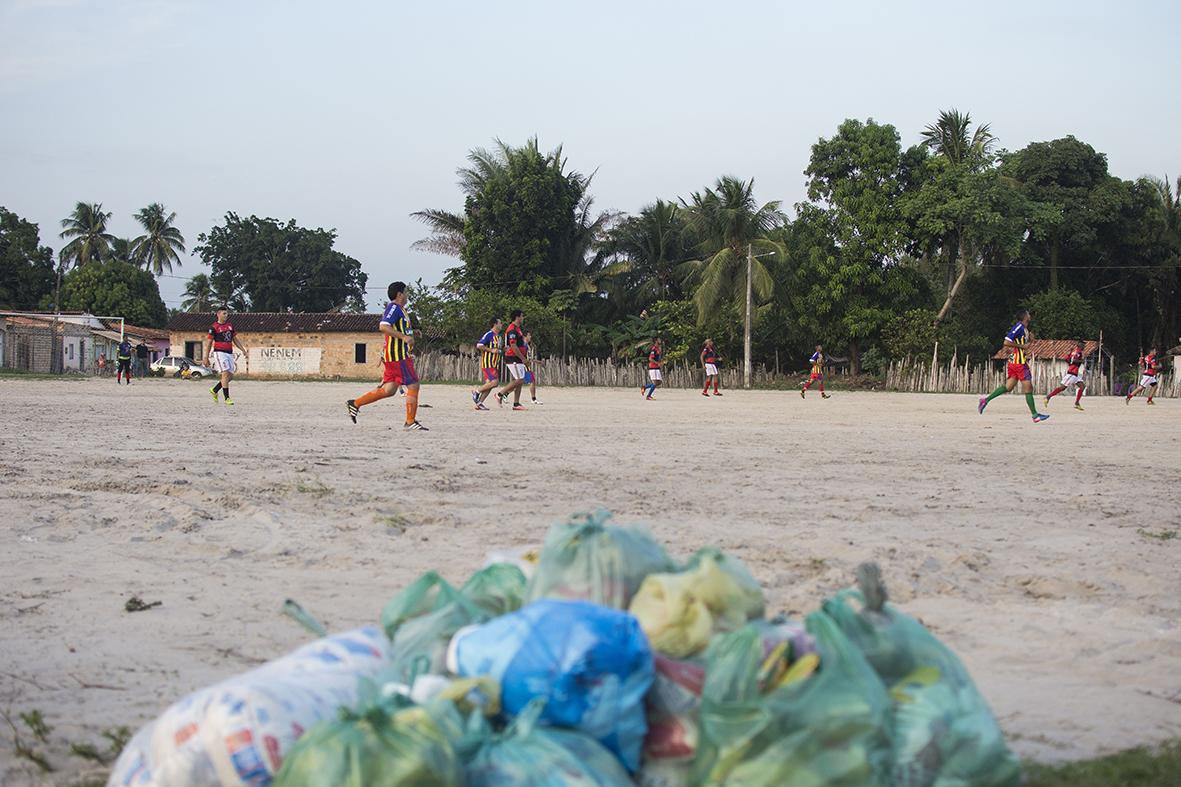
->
<box><xmin>354</xmin><ymin>343</ymin><xmax>367</xmax><ymax>363</ymax></box>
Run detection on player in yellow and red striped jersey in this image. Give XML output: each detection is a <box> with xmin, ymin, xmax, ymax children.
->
<box><xmin>979</xmin><ymin>309</ymin><xmax>1050</xmax><ymax>423</ymax></box>
<box><xmin>345</xmin><ymin>281</ymin><xmax>427</xmax><ymax>430</ymax></box>
<box><xmin>470</xmin><ymin>318</ymin><xmax>502</xmax><ymax>411</ymax></box>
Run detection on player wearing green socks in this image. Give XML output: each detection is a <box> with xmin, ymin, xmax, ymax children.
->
<box><xmin>978</xmin><ymin>309</ymin><xmax>1049</xmax><ymax>423</ymax></box>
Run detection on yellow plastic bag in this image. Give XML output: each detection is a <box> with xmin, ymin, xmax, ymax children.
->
<box><xmin>629</xmin><ymin>548</ymin><xmax>765</xmax><ymax>658</ymax></box>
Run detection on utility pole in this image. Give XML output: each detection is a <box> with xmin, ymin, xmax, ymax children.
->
<box><xmin>744</xmin><ymin>244</ymin><xmax>753</xmax><ymax>389</ymax></box>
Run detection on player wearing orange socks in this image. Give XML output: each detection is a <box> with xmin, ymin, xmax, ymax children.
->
<box><xmin>346</xmin><ymin>281</ymin><xmax>428</xmax><ymax>431</ymax></box>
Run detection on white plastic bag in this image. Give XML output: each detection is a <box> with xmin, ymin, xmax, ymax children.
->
<box><xmin>107</xmin><ymin>627</ymin><xmax>390</xmax><ymax>787</ymax></box>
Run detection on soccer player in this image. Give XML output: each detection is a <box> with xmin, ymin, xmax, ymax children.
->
<box><xmin>1126</xmin><ymin>347</ymin><xmax>1160</xmax><ymax>405</ymax></box>
<box><xmin>701</xmin><ymin>339</ymin><xmax>722</xmax><ymax>396</ymax></box>
<box><xmin>524</xmin><ymin>331</ymin><xmax>542</xmax><ymax>405</ymax></box>
<box><xmin>471</xmin><ymin>318</ymin><xmax>502</xmax><ymax>411</ymax></box>
<box><xmin>204</xmin><ymin>307</ymin><xmax>248</xmax><ymax>405</ymax></box>
<box><xmin>1045</xmin><ymin>339</ymin><xmax>1087</xmax><ymax>411</ymax></box>
<box><xmin>497</xmin><ymin>310</ymin><xmax>529</xmax><ymax>411</ymax></box>
<box><xmin>115</xmin><ymin>338</ymin><xmax>133</xmax><ymax>385</ymax></box>
<box><xmin>642</xmin><ymin>338</ymin><xmax>662</xmax><ymax>400</ymax></box>
<box><xmin>978</xmin><ymin>309</ymin><xmax>1050</xmax><ymax>423</ymax></box>
<box><xmin>346</xmin><ymin>282</ymin><xmax>428</xmax><ymax>430</ymax></box>
<box><xmin>800</xmin><ymin>344</ymin><xmax>830</xmax><ymax>399</ymax></box>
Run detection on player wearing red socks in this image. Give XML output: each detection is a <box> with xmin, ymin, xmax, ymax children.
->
<box><xmin>1045</xmin><ymin>339</ymin><xmax>1087</xmax><ymax>411</ymax></box>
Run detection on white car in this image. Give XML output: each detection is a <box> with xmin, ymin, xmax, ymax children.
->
<box><xmin>151</xmin><ymin>356</ymin><xmax>214</xmax><ymax>379</ymax></box>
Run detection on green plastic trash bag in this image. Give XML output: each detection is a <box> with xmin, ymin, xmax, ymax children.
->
<box><xmin>526</xmin><ymin>509</ymin><xmax>675</xmax><ymax>610</ymax></box>
<box><xmin>273</xmin><ymin>692</ymin><xmax>463</xmax><ymax>787</ymax></box>
<box><xmin>462</xmin><ymin>698</ymin><xmax>636</xmax><ymax>786</ymax></box>
<box><xmin>380</xmin><ymin>572</ymin><xmax>490</xmax><ymax>682</ymax></box>
<box><xmin>822</xmin><ymin>565</ymin><xmax>1020</xmax><ymax>787</ymax></box>
<box><xmin>461</xmin><ymin>563</ymin><xmax>527</xmax><ymax>617</ymax></box>
<box><xmin>691</xmin><ymin>612</ymin><xmax>893</xmax><ymax>787</ymax></box>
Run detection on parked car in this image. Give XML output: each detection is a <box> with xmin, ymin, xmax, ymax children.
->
<box><xmin>151</xmin><ymin>356</ymin><xmax>214</xmax><ymax>379</ymax></box>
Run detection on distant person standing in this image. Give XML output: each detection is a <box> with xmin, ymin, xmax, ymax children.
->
<box><xmin>801</xmin><ymin>344</ymin><xmax>830</xmax><ymax>399</ymax></box>
<box><xmin>204</xmin><ymin>307</ymin><xmax>248</xmax><ymax>406</ymax></box>
<box><xmin>1044</xmin><ymin>339</ymin><xmax>1087</xmax><ymax>411</ymax></box>
<box><xmin>978</xmin><ymin>309</ymin><xmax>1049</xmax><ymax>423</ymax></box>
<box><xmin>134</xmin><ymin>341</ymin><xmax>149</xmax><ymax>377</ymax></box>
<box><xmin>642</xmin><ymin>337</ymin><xmax>662</xmax><ymax>400</ymax></box>
<box><xmin>346</xmin><ymin>282</ymin><xmax>428</xmax><ymax>430</ymax></box>
<box><xmin>115</xmin><ymin>338</ymin><xmax>133</xmax><ymax>385</ymax></box>
<box><xmin>471</xmin><ymin>317</ymin><xmax>502</xmax><ymax>411</ymax></box>
<box><xmin>524</xmin><ymin>330</ymin><xmax>542</xmax><ymax>405</ymax></box>
<box><xmin>701</xmin><ymin>339</ymin><xmax>722</xmax><ymax>397</ymax></box>
<box><xmin>1126</xmin><ymin>347</ymin><xmax>1160</xmax><ymax>405</ymax></box>
<box><xmin>497</xmin><ymin>310</ymin><xmax>529</xmax><ymax>411</ymax></box>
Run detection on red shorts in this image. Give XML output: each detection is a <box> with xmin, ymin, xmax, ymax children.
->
<box><xmin>382</xmin><ymin>358</ymin><xmax>418</xmax><ymax>386</ymax></box>
<box><xmin>482</xmin><ymin>367</ymin><xmax>499</xmax><ymax>382</ymax></box>
<box><xmin>809</xmin><ymin>372</ymin><xmax>823</xmax><ymax>381</ymax></box>
<box><xmin>1006</xmin><ymin>362</ymin><xmax>1030</xmax><ymax>381</ymax></box>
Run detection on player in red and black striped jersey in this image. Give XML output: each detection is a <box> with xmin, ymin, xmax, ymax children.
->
<box><xmin>203</xmin><ymin>307</ymin><xmax>248</xmax><ymax>405</ymax></box>
<box><xmin>1126</xmin><ymin>347</ymin><xmax>1161</xmax><ymax>405</ymax></box>
<box><xmin>1045</xmin><ymin>339</ymin><xmax>1087</xmax><ymax>411</ymax></box>
<box><xmin>700</xmin><ymin>339</ymin><xmax>722</xmax><ymax>396</ymax></box>
<box><xmin>642</xmin><ymin>338</ymin><xmax>662</xmax><ymax>400</ymax></box>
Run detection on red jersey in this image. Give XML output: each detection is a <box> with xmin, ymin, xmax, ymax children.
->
<box><xmin>1141</xmin><ymin>354</ymin><xmax>1159</xmax><ymax>376</ymax></box>
<box><xmin>1066</xmin><ymin>348</ymin><xmax>1083</xmax><ymax>376</ymax></box>
<box><xmin>209</xmin><ymin>322</ymin><xmax>235</xmax><ymax>353</ymax></box>
<box><xmin>702</xmin><ymin>346</ymin><xmax>718</xmax><ymax>365</ymax></box>
<box><xmin>648</xmin><ymin>345</ymin><xmax>662</xmax><ymax>369</ymax></box>
<box><xmin>504</xmin><ymin>324</ymin><xmax>526</xmax><ymax>362</ymax></box>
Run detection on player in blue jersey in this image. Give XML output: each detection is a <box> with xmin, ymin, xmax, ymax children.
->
<box><xmin>978</xmin><ymin>309</ymin><xmax>1049</xmax><ymax>423</ymax></box>
<box><xmin>346</xmin><ymin>281</ymin><xmax>427</xmax><ymax>430</ymax></box>
<box><xmin>471</xmin><ymin>318</ymin><xmax>502</xmax><ymax>411</ymax></box>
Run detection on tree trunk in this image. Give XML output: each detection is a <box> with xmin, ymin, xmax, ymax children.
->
<box><xmin>934</xmin><ymin>236</ymin><xmax>971</xmax><ymax>325</ymax></box>
<box><xmin>849</xmin><ymin>340</ymin><xmax>861</xmax><ymax>375</ymax></box>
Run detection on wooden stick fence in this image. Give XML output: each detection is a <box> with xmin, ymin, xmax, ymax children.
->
<box><xmin>884</xmin><ymin>356</ymin><xmax>1130</xmax><ymax>396</ymax></box>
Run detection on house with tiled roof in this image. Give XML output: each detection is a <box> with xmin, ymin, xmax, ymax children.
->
<box><xmin>166</xmin><ymin>312</ymin><xmax>412</xmax><ymax>378</ymax></box>
<box><xmin>992</xmin><ymin>338</ymin><xmax>1117</xmax><ymax>393</ymax></box>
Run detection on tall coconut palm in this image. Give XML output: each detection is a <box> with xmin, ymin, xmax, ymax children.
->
<box><xmin>58</xmin><ymin>201</ymin><xmax>114</xmax><ymax>269</ymax></box>
<box><xmin>679</xmin><ymin>177</ymin><xmax>785</xmax><ymax>321</ymax></box>
<box><xmin>920</xmin><ymin>109</ymin><xmax>995</xmax><ymax>169</ymax></box>
<box><xmin>410</xmin><ymin>140</ymin><xmax>515</xmax><ymax>256</ymax></box>
<box><xmin>181</xmin><ymin>273</ymin><xmax>214</xmax><ymax>312</ymax></box>
<box><xmin>132</xmin><ymin>203</ymin><xmax>186</xmax><ymax>275</ymax></box>
<box><xmin>602</xmin><ymin>200</ymin><xmax>688</xmax><ymax>311</ymax></box>
<box><xmin>107</xmin><ymin>237</ymin><xmax>136</xmax><ymax>265</ymax></box>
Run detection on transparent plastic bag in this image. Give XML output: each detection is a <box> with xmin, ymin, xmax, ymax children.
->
<box><xmin>380</xmin><ymin>572</ymin><xmax>490</xmax><ymax>683</ymax></box>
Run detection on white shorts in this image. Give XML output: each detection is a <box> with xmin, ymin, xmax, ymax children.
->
<box><xmin>1140</xmin><ymin>375</ymin><xmax>1158</xmax><ymax>388</ymax></box>
<box><xmin>648</xmin><ymin>369</ymin><xmax>662</xmax><ymax>381</ymax></box>
<box><xmin>1060</xmin><ymin>373</ymin><xmax>1082</xmax><ymax>388</ymax></box>
<box><xmin>211</xmin><ymin>351</ymin><xmax>236</xmax><ymax>374</ymax></box>
<box><xmin>704</xmin><ymin>363</ymin><xmax>718</xmax><ymax>376</ymax></box>
<box><xmin>507</xmin><ymin>363</ymin><xmax>528</xmax><ymax>381</ymax></box>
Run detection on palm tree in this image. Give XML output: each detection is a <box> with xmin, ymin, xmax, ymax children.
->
<box><xmin>58</xmin><ymin>202</ymin><xmax>114</xmax><ymax>269</ymax></box>
<box><xmin>601</xmin><ymin>200</ymin><xmax>688</xmax><ymax>313</ymax></box>
<box><xmin>132</xmin><ymin>203</ymin><xmax>186</xmax><ymax>275</ymax></box>
<box><xmin>680</xmin><ymin>177</ymin><xmax>785</xmax><ymax>320</ymax></box>
<box><xmin>181</xmin><ymin>274</ymin><xmax>214</xmax><ymax>312</ymax></box>
<box><xmin>920</xmin><ymin>109</ymin><xmax>995</xmax><ymax>169</ymax></box>
<box><xmin>107</xmin><ymin>237</ymin><xmax>136</xmax><ymax>265</ymax></box>
<box><xmin>410</xmin><ymin>140</ymin><xmax>516</xmax><ymax>256</ymax></box>
<box><xmin>211</xmin><ymin>276</ymin><xmax>249</xmax><ymax>311</ymax></box>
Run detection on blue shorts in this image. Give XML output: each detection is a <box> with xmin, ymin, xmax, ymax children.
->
<box><xmin>524</xmin><ymin>370</ymin><xmax>534</xmax><ymax>384</ymax></box>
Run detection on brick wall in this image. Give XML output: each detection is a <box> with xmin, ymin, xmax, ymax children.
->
<box><xmin>169</xmin><ymin>330</ymin><xmax>387</xmax><ymax>379</ymax></box>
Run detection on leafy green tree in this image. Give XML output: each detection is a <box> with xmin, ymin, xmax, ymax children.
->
<box><xmin>193</xmin><ymin>214</ymin><xmax>368</xmax><ymax>312</ymax></box>
<box><xmin>882</xmin><ymin>308</ymin><xmax>939</xmax><ymax>359</ymax></box>
<box><xmin>1024</xmin><ymin>289</ymin><xmax>1101</xmax><ymax>339</ymax></box>
<box><xmin>602</xmin><ymin>200</ymin><xmax>689</xmax><ymax>311</ymax></box>
<box><xmin>132</xmin><ymin>203</ymin><xmax>186</xmax><ymax>275</ymax></box>
<box><xmin>58</xmin><ymin>201</ymin><xmax>114</xmax><ymax>269</ymax></box>
<box><xmin>679</xmin><ymin>176</ymin><xmax>785</xmax><ymax>322</ymax></box>
<box><xmin>107</xmin><ymin>237</ymin><xmax>136</xmax><ymax>265</ymax></box>
<box><xmin>798</xmin><ymin>120</ymin><xmax>928</xmax><ymax>372</ymax></box>
<box><xmin>920</xmin><ymin>109</ymin><xmax>995</xmax><ymax>170</ymax></box>
<box><xmin>0</xmin><ymin>207</ymin><xmax>56</xmax><ymax>309</ymax></box>
<box><xmin>60</xmin><ymin>260</ymin><xmax>168</xmax><ymax>326</ymax></box>
<box><xmin>181</xmin><ymin>273</ymin><xmax>214</xmax><ymax>311</ymax></box>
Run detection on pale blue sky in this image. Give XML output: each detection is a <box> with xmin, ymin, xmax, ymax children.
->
<box><xmin>2</xmin><ymin>0</ymin><xmax>1178</xmax><ymax>311</ymax></box>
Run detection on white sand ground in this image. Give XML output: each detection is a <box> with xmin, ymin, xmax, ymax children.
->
<box><xmin>0</xmin><ymin>377</ymin><xmax>1179</xmax><ymax>784</ymax></box>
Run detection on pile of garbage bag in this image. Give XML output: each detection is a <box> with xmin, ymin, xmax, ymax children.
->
<box><xmin>109</xmin><ymin>509</ymin><xmax>1020</xmax><ymax>787</ymax></box>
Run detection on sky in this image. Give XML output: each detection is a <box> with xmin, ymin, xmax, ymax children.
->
<box><xmin>2</xmin><ymin>0</ymin><xmax>1179</xmax><ymax>312</ymax></box>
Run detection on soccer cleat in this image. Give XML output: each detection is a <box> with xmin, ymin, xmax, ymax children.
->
<box><xmin>404</xmin><ymin>420</ymin><xmax>429</xmax><ymax>431</ymax></box>
<box><xmin>978</xmin><ymin>396</ymin><xmax>988</xmax><ymax>415</ymax></box>
<box><xmin>532</xmin><ymin>399</ymin><xmax>544</xmax><ymax>405</ymax></box>
<box><xmin>1043</xmin><ymin>395</ymin><xmax>1051</xmax><ymax>407</ymax></box>
<box><xmin>210</xmin><ymin>386</ymin><xmax>219</xmax><ymax>403</ymax></box>
<box><xmin>1032</xmin><ymin>413</ymin><xmax>1049</xmax><ymax>423</ymax></box>
<box><xmin>497</xmin><ymin>393</ymin><xmax>506</xmax><ymax>408</ymax></box>
<box><xmin>512</xmin><ymin>404</ymin><xmax>526</xmax><ymax>411</ymax></box>
<box><xmin>346</xmin><ymin>400</ymin><xmax>359</xmax><ymax>423</ymax></box>
<box><xmin>646</xmin><ymin>395</ymin><xmax>655</xmax><ymax>400</ymax></box>
<box><xmin>1074</xmin><ymin>403</ymin><xmax>1085</xmax><ymax>411</ymax></box>
<box><xmin>821</xmin><ymin>393</ymin><xmax>831</xmax><ymax>399</ymax></box>
<box><xmin>702</xmin><ymin>391</ymin><xmax>710</xmax><ymax>397</ymax></box>
<box><xmin>713</xmin><ymin>391</ymin><xmax>722</xmax><ymax>396</ymax></box>
<box><xmin>475</xmin><ymin>402</ymin><xmax>489</xmax><ymax>411</ymax></box>
<box><xmin>471</xmin><ymin>390</ymin><xmax>479</xmax><ymax>404</ymax></box>
<box><xmin>1125</xmin><ymin>396</ymin><xmax>1132</xmax><ymax>405</ymax></box>
<box><xmin>800</xmin><ymin>389</ymin><xmax>806</xmax><ymax>399</ymax></box>
<box><xmin>223</xmin><ymin>398</ymin><xmax>234</xmax><ymax>406</ymax></box>
<box><xmin>1147</xmin><ymin>399</ymin><xmax>1155</xmax><ymax>405</ymax></box>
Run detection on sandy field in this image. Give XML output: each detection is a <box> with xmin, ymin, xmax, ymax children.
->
<box><xmin>1</xmin><ymin>377</ymin><xmax>1179</xmax><ymax>784</ymax></box>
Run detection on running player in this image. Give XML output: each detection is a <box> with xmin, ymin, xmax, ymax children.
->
<box><xmin>1045</xmin><ymin>339</ymin><xmax>1087</xmax><ymax>411</ymax></box>
<box><xmin>701</xmin><ymin>339</ymin><xmax>722</xmax><ymax>396</ymax></box>
<box><xmin>116</xmin><ymin>337</ymin><xmax>133</xmax><ymax>385</ymax></box>
<box><xmin>642</xmin><ymin>338</ymin><xmax>662</xmax><ymax>400</ymax></box>
<box><xmin>497</xmin><ymin>310</ymin><xmax>528</xmax><ymax>411</ymax></box>
<box><xmin>471</xmin><ymin>318</ymin><xmax>502</xmax><ymax>411</ymax></box>
<box><xmin>800</xmin><ymin>344</ymin><xmax>830</xmax><ymax>399</ymax></box>
<box><xmin>524</xmin><ymin>331</ymin><xmax>542</xmax><ymax>405</ymax></box>
<box><xmin>204</xmin><ymin>307</ymin><xmax>248</xmax><ymax>405</ymax></box>
<box><xmin>978</xmin><ymin>309</ymin><xmax>1050</xmax><ymax>422</ymax></box>
<box><xmin>1126</xmin><ymin>347</ymin><xmax>1160</xmax><ymax>405</ymax></box>
<box><xmin>346</xmin><ymin>282</ymin><xmax>428</xmax><ymax>430</ymax></box>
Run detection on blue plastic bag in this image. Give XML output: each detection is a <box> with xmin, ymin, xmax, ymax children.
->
<box><xmin>448</xmin><ymin>599</ymin><xmax>654</xmax><ymax>772</ymax></box>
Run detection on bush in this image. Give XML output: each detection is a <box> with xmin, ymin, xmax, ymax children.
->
<box><xmin>882</xmin><ymin>309</ymin><xmax>937</xmax><ymax>359</ymax></box>
<box><xmin>1024</xmin><ymin>289</ymin><xmax>1101</xmax><ymax>340</ymax></box>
